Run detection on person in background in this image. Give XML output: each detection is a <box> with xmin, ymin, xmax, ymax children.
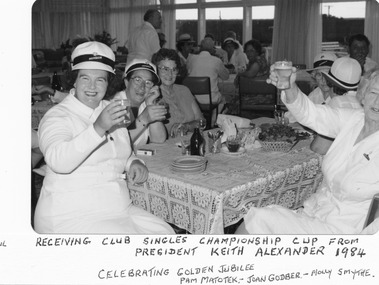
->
<box><xmin>347</xmin><ymin>34</ymin><xmax>378</xmax><ymax>76</ymax></box>
<box><xmin>175</xmin><ymin>33</ymin><xmax>196</xmax><ymax>83</ymax></box>
<box><xmin>309</xmin><ymin>57</ymin><xmax>362</xmax><ymax>155</ymax></box>
<box><xmin>204</xmin><ymin>33</ymin><xmax>227</xmax><ymax>64</ymax></box>
<box><xmin>35</xmin><ymin>41</ymin><xmax>174</xmax><ymax>234</ymax></box>
<box><xmin>126</xmin><ymin>9</ymin><xmax>162</xmax><ymax>63</ymax></box>
<box><xmin>236</xmin><ymin>66</ymin><xmax>379</xmax><ymax>235</ymax></box>
<box><xmin>222</xmin><ymin>37</ymin><xmax>248</xmax><ymax>74</ymax></box>
<box><xmin>158</xmin><ymin>32</ymin><xmax>167</xmax><ymax>48</ymax></box>
<box><xmin>152</xmin><ymin>48</ymin><xmax>205</xmax><ymax>137</ymax></box>
<box><xmin>234</xmin><ymin>39</ymin><xmax>269</xmax><ymax>87</ymax></box>
<box><xmin>113</xmin><ymin>59</ymin><xmax>168</xmax><ymax>147</ymax></box>
<box><xmin>285</xmin><ymin>52</ymin><xmax>338</xmax><ymax>123</ymax></box>
<box><xmin>176</xmin><ymin>33</ymin><xmax>195</xmax><ymax>67</ymax></box>
<box><xmin>186</xmin><ymin>37</ymin><xmax>230</xmax><ymax>127</ymax></box>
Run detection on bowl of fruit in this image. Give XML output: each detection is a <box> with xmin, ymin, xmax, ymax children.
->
<box><xmin>258</xmin><ymin>124</ymin><xmax>310</xmax><ymax>152</ymax></box>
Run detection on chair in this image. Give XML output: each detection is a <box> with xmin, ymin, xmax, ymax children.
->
<box><xmin>182</xmin><ymin>76</ymin><xmax>216</xmax><ymax>129</ymax></box>
<box><xmin>238</xmin><ymin>76</ymin><xmax>277</xmax><ymax>117</ymax></box>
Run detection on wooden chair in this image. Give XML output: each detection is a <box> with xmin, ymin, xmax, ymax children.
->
<box><xmin>182</xmin><ymin>76</ymin><xmax>216</xmax><ymax>129</ymax></box>
<box><xmin>238</xmin><ymin>76</ymin><xmax>277</xmax><ymax>117</ymax></box>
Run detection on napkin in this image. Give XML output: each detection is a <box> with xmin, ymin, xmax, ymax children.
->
<box><xmin>216</xmin><ymin>114</ymin><xmax>251</xmax><ymax>128</ymax></box>
<box><xmin>217</xmin><ymin>115</ymin><xmax>237</xmax><ymax>143</ymax></box>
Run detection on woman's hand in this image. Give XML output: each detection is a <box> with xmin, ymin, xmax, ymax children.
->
<box><xmin>128</xmin><ymin>160</ymin><xmax>148</xmax><ymax>185</ymax></box>
<box><xmin>140</xmin><ymin>104</ymin><xmax>167</xmax><ymax>125</ymax></box>
<box><xmin>266</xmin><ymin>64</ymin><xmax>298</xmax><ymax>103</ymax></box>
<box><xmin>266</xmin><ymin>64</ymin><xmax>297</xmax><ymax>88</ymax></box>
<box><xmin>93</xmin><ymin>101</ymin><xmax>127</xmax><ymax>137</ymax></box>
<box><xmin>170</xmin><ymin>123</ymin><xmax>189</xmax><ymax>138</ymax></box>
<box><xmin>145</xmin><ymin>86</ymin><xmax>160</xmax><ymax>106</ymax></box>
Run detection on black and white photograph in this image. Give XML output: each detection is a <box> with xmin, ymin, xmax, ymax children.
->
<box><xmin>1</xmin><ymin>0</ymin><xmax>379</xmax><ymax>284</ymax></box>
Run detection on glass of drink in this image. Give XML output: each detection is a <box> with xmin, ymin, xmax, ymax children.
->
<box><xmin>114</xmin><ymin>99</ymin><xmax>133</xmax><ymax>127</ymax></box>
<box><xmin>226</xmin><ymin>135</ymin><xmax>241</xmax><ymax>153</ymax></box>
<box><xmin>274</xmin><ymin>61</ymin><xmax>293</xmax><ymax>90</ymax></box>
<box><xmin>180</xmin><ymin>138</ymin><xmax>191</xmax><ymax>155</ymax></box>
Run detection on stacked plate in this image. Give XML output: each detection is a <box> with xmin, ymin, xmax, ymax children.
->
<box><xmin>170</xmin><ymin>156</ymin><xmax>207</xmax><ymax>174</ymax></box>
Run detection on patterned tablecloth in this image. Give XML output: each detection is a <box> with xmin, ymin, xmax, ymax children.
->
<box><xmin>129</xmin><ymin>118</ymin><xmax>323</xmax><ymax>234</ymax></box>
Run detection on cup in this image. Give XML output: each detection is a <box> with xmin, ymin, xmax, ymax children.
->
<box><xmin>114</xmin><ymin>99</ymin><xmax>132</xmax><ymax>127</ymax></box>
<box><xmin>274</xmin><ymin>61</ymin><xmax>293</xmax><ymax>90</ymax></box>
<box><xmin>180</xmin><ymin>138</ymin><xmax>191</xmax><ymax>155</ymax></box>
<box><xmin>274</xmin><ymin>109</ymin><xmax>288</xmax><ymax>125</ymax></box>
<box><xmin>205</xmin><ymin>131</ymin><xmax>222</xmax><ymax>154</ymax></box>
<box><xmin>226</xmin><ymin>135</ymin><xmax>241</xmax><ymax>153</ymax></box>
<box><xmin>155</xmin><ymin>97</ymin><xmax>170</xmax><ymax>119</ymax></box>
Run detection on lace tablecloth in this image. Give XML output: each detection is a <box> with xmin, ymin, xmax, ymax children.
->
<box><xmin>129</xmin><ymin>121</ymin><xmax>323</xmax><ymax>234</ymax></box>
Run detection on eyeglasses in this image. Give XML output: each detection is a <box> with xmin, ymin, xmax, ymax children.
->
<box><xmin>130</xmin><ymin>76</ymin><xmax>154</xmax><ymax>88</ymax></box>
<box><xmin>158</xmin><ymin>66</ymin><xmax>179</xmax><ymax>75</ymax></box>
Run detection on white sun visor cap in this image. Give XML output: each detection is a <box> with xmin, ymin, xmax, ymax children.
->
<box><xmin>71</xmin><ymin>41</ymin><xmax>116</xmax><ymax>74</ymax></box>
<box><xmin>124</xmin><ymin>59</ymin><xmax>160</xmax><ymax>84</ymax></box>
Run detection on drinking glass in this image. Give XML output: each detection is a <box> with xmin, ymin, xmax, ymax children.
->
<box><xmin>113</xmin><ymin>99</ymin><xmax>132</xmax><ymax>127</ymax></box>
<box><xmin>226</xmin><ymin>135</ymin><xmax>241</xmax><ymax>153</ymax></box>
<box><xmin>180</xmin><ymin>138</ymin><xmax>191</xmax><ymax>155</ymax></box>
<box><xmin>274</xmin><ymin>61</ymin><xmax>293</xmax><ymax>90</ymax></box>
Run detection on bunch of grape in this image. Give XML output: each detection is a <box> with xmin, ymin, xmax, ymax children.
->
<box><xmin>258</xmin><ymin>124</ymin><xmax>308</xmax><ymax>143</ymax></box>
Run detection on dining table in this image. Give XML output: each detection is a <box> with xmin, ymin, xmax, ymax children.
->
<box><xmin>128</xmin><ymin>117</ymin><xmax>323</xmax><ymax>234</ymax></box>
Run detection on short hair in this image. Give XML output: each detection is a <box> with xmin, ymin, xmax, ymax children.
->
<box><xmin>144</xmin><ymin>9</ymin><xmax>160</xmax><ymax>22</ymax></box>
<box><xmin>204</xmin><ymin>33</ymin><xmax>215</xmax><ymax>41</ymax></box>
<box><xmin>244</xmin><ymin>39</ymin><xmax>263</xmax><ymax>55</ymax></box>
<box><xmin>348</xmin><ymin>34</ymin><xmax>370</xmax><ymax>48</ymax></box>
<box><xmin>151</xmin><ymin>48</ymin><xmax>182</xmax><ymax>70</ymax></box>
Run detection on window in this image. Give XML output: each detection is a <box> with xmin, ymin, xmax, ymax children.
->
<box><xmin>252</xmin><ymin>5</ymin><xmax>274</xmax><ymax>46</ymax></box>
<box><xmin>206</xmin><ymin>7</ymin><xmax>243</xmax><ymax>46</ymax></box>
<box><xmin>322</xmin><ymin>1</ymin><xmax>366</xmax><ymax>49</ymax></box>
<box><xmin>176</xmin><ymin>9</ymin><xmax>198</xmax><ymax>43</ymax></box>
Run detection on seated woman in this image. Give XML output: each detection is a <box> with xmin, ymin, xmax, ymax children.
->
<box><xmin>236</xmin><ymin>66</ymin><xmax>379</xmax><ymax>235</ymax></box>
<box><xmin>113</xmin><ymin>58</ymin><xmax>168</xmax><ymax>147</ymax></box>
<box><xmin>234</xmin><ymin>39</ymin><xmax>269</xmax><ymax>87</ymax></box>
<box><xmin>222</xmin><ymin>37</ymin><xmax>248</xmax><ymax>74</ymax></box>
<box><xmin>152</xmin><ymin>48</ymin><xmax>205</xmax><ymax>137</ymax></box>
<box><xmin>34</xmin><ymin>41</ymin><xmax>174</xmax><ymax>234</ymax></box>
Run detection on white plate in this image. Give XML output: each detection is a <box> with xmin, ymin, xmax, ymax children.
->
<box><xmin>220</xmin><ymin>146</ymin><xmax>246</xmax><ymax>156</ymax></box>
<box><xmin>171</xmin><ymin>156</ymin><xmax>207</xmax><ymax>167</ymax></box>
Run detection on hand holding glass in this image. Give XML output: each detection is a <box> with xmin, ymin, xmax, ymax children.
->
<box><xmin>113</xmin><ymin>99</ymin><xmax>132</xmax><ymax>127</ymax></box>
<box><xmin>274</xmin><ymin>61</ymin><xmax>293</xmax><ymax>90</ymax></box>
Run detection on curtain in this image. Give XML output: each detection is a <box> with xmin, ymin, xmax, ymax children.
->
<box><xmin>365</xmin><ymin>0</ymin><xmax>379</xmax><ymax>64</ymax></box>
<box><xmin>108</xmin><ymin>0</ymin><xmax>156</xmax><ymax>51</ymax></box>
<box><xmin>272</xmin><ymin>0</ymin><xmax>322</xmax><ymax>69</ymax></box>
<box><xmin>32</xmin><ymin>0</ymin><xmax>108</xmax><ymax>49</ymax></box>
<box><xmin>160</xmin><ymin>0</ymin><xmax>176</xmax><ymax>49</ymax></box>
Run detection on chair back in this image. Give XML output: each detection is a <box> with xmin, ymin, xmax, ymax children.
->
<box><xmin>182</xmin><ymin>76</ymin><xmax>215</xmax><ymax>129</ymax></box>
<box><xmin>238</xmin><ymin>76</ymin><xmax>277</xmax><ymax>116</ymax></box>
<box><xmin>182</xmin><ymin>76</ymin><xmax>211</xmax><ymax>96</ymax></box>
